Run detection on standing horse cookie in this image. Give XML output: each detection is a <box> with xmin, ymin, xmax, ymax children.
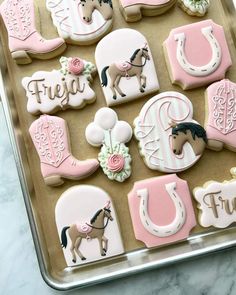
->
<box><xmin>134</xmin><ymin>91</ymin><xmax>207</xmax><ymax>173</ymax></box>
<box><xmin>55</xmin><ymin>185</ymin><xmax>124</xmax><ymax>266</ymax></box>
<box><xmin>46</xmin><ymin>0</ymin><xmax>113</xmax><ymax>45</ymax></box>
<box><xmin>95</xmin><ymin>28</ymin><xmax>159</xmax><ymax>106</ymax></box>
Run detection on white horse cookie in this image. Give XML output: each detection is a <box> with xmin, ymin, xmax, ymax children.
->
<box><xmin>95</xmin><ymin>28</ymin><xmax>159</xmax><ymax>106</ymax></box>
<box><xmin>134</xmin><ymin>91</ymin><xmax>207</xmax><ymax>173</ymax></box>
<box><xmin>47</xmin><ymin>0</ymin><xmax>113</xmax><ymax>45</ymax></box>
<box><xmin>163</xmin><ymin>20</ymin><xmax>232</xmax><ymax>90</ymax></box>
<box><xmin>86</xmin><ymin>107</ymin><xmax>132</xmax><ymax>182</ymax></box>
<box><xmin>119</xmin><ymin>0</ymin><xmax>176</xmax><ymax>22</ymax></box>
<box><xmin>128</xmin><ymin>174</ymin><xmax>196</xmax><ymax>248</ymax></box>
<box><xmin>193</xmin><ymin>168</ymin><xmax>236</xmax><ymax>228</ymax></box>
<box><xmin>55</xmin><ymin>185</ymin><xmax>124</xmax><ymax>266</ymax></box>
<box><xmin>22</xmin><ymin>56</ymin><xmax>96</xmax><ymax>115</ymax></box>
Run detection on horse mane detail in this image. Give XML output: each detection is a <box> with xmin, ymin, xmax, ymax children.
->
<box><xmin>90</xmin><ymin>209</ymin><xmax>103</xmax><ymax>224</ymax></box>
<box><xmin>130</xmin><ymin>49</ymin><xmax>140</xmax><ymax>62</ymax></box>
<box><xmin>172</xmin><ymin>122</ymin><xmax>208</xmax><ymax>143</ymax></box>
<box><xmin>99</xmin><ymin>0</ymin><xmax>113</xmax><ymax>8</ymax></box>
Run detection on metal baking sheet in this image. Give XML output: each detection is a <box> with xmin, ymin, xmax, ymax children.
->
<box><xmin>1</xmin><ymin>0</ymin><xmax>236</xmax><ymax>291</ymax></box>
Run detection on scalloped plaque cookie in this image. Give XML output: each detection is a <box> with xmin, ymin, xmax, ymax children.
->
<box><xmin>119</xmin><ymin>0</ymin><xmax>176</xmax><ymax>22</ymax></box>
<box><xmin>163</xmin><ymin>19</ymin><xmax>232</xmax><ymax>90</ymax></box>
<box><xmin>205</xmin><ymin>79</ymin><xmax>236</xmax><ymax>152</ymax></box>
<box><xmin>134</xmin><ymin>91</ymin><xmax>207</xmax><ymax>173</ymax></box>
<box><xmin>128</xmin><ymin>174</ymin><xmax>196</xmax><ymax>248</ymax></box>
<box><xmin>95</xmin><ymin>28</ymin><xmax>159</xmax><ymax>106</ymax></box>
<box><xmin>22</xmin><ymin>56</ymin><xmax>96</xmax><ymax>115</ymax></box>
<box><xmin>193</xmin><ymin>168</ymin><xmax>236</xmax><ymax>228</ymax></box>
<box><xmin>85</xmin><ymin>107</ymin><xmax>132</xmax><ymax>182</ymax></box>
<box><xmin>46</xmin><ymin>0</ymin><xmax>113</xmax><ymax>45</ymax></box>
<box><xmin>56</xmin><ymin>185</ymin><xmax>124</xmax><ymax>266</ymax></box>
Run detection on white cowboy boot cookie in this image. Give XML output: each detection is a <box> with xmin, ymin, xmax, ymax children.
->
<box><xmin>95</xmin><ymin>28</ymin><xmax>159</xmax><ymax>106</ymax></box>
<box><xmin>0</xmin><ymin>0</ymin><xmax>66</xmax><ymax>64</ymax></box>
<box><xmin>29</xmin><ymin>115</ymin><xmax>99</xmax><ymax>186</ymax></box>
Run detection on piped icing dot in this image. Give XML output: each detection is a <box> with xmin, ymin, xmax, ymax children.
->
<box><xmin>68</xmin><ymin>57</ymin><xmax>84</xmax><ymax>75</ymax></box>
<box><xmin>107</xmin><ymin>154</ymin><xmax>125</xmax><ymax>172</ymax></box>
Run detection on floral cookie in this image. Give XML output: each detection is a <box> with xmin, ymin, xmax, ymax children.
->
<box><xmin>46</xmin><ymin>0</ymin><xmax>113</xmax><ymax>45</ymax></box>
<box><xmin>119</xmin><ymin>0</ymin><xmax>176</xmax><ymax>22</ymax></box>
<box><xmin>95</xmin><ymin>28</ymin><xmax>159</xmax><ymax>106</ymax></box>
<box><xmin>134</xmin><ymin>91</ymin><xmax>207</xmax><ymax>173</ymax></box>
<box><xmin>56</xmin><ymin>185</ymin><xmax>124</xmax><ymax>266</ymax></box>
<box><xmin>0</xmin><ymin>0</ymin><xmax>66</xmax><ymax>64</ymax></box>
<box><xmin>178</xmin><ymin>0</ymin><xmax>210</xmax><ymax>17</ymax></box>
<box><xmin>205</xmin><ymin>79</ymin><xmax>236</xmax><ymax>152</ymax></box>
<box><xmin>29</xmin><ymin>115</ymin><xmax>99</xmax><ymax>186</ymax></box>
<box><xmin>163</xmin><ymin>20</ymin><xmax>232</xmax><ymax>90</ymax></box>
<box><xmin>128</xmin><ymin>174</ymin><xmax>196</xmax><ymax>248</ymax></box>
<box><xmin>193</xmin><ymin>168</ymin><xmax>236</xmax><ymax>228</ymax></box>
<box><xmin>85</xmin><ymin>107</ymin><xmax>132</xmax><ymax>182</ymax></box>
<box><xmin>22</xmin><ymin>56</ymin><xmax>96</xmax><ymax>115</ymax></box>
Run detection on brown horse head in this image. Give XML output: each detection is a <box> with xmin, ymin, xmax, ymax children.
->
<box><xmin>103</xmin><ymin>200</ymin><xmax>113</xmax><ymax>221</ymax></box>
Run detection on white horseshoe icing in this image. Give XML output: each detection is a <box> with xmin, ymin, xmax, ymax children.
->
<box><xmin>174</xmin><ymin>26</ymin><xmax>222</xmax><ymax>77</ymax></box>
<box><xmin>137</xmin><ymin>182</ymin><xmax>186</xmax><ymax>237</ymax></box>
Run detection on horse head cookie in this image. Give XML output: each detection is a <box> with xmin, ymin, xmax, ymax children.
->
<box><xmin>163</xmin><ymin>20</ymin><xmax>232</xmax><ymax>90</ymax></box>
<box><xmin>119</xmin><ymin>0</ymin><xmax>176</xmax><ymax>22</ymax></box>
<box><xmin>205</xmin><ymin>79</ymin><xmax>236</xmax><ymax>152</ymax></box>
<box><xmin>55</xmin><ymin>185</ymin><xmax>124</xmax><ymax>266</ymax></box>
<box><xmin>95</xmin><ymin>28</ymin><xmax>159</xmax><ymax>106</ymax></box>
<box><xmin>86</xmin><ymin>107</ymin><xmax>132</xmax><ymax>182</ymax></box>
<box><xmin>193</xmin><ymin>168</ymin><xmax>236</xmax><ymax>228</ymax></box>
<box><xmin>22</xmin><ymin>56</ymin><xmax>96</xmax><ymax>115</ymax></box>
<box><xmin>128</xmin><ymin>174</ymin><xmax>196</xmax><ymax>248</ymax></box>
<box><xmin>134</xmin><ymin>91</ymin><xmax>207</xmax><ymax>173</ymax></box>
<box><xmin>46</xmin><ymin>0</ymin><xmax>113</xmax><ymax>45</ymax></box>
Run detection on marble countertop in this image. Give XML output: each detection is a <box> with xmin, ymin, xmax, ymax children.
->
<box><xmin>1</xmin><ymin>101</ymin><xmax>236</xmax><ymax>295</ymax></box>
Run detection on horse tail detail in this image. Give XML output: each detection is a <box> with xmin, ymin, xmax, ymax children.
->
<box><xmin>101</xmin><ymin>66</ymin><xmax>109</xmax><ymax>87</ymax></box>
<box><xmin>61</xmin><ymin>226</ymin><xmax>70</xmax><ymax>248</ymax></box>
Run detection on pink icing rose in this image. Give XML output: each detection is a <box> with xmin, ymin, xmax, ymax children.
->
<box><xmin>68</xmin><ymin>57</ymin><xmax>84</xmax><ymax>75</ymax></box>
<box><xmin>107</xmin><ymin>154</ymin><xmax>125</xmax><ymax>173</ymax></box>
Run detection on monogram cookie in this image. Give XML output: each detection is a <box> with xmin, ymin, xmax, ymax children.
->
<box><xmin>85</xmin><ymin>107</ymin><xmax>132</xmax><ymax>182</ymax></box>
<box><xmin>22</xmin><ymin>56</ymin><xmax>96</xmax><ymax>115</ymax></box>
<box><xmin>95</xmin><ymin>28</ymin><xmax>159</xmax><ymax>106</ymax></box>
<box><xmin>47</xmin><ymin>0</ymin><xmax>113</xmax><ymax>45</ymax></box>
<box><xmin>119</xmin><ymin>0</ymin><xmax>176</xmax><ymax>22</ymax></box>
<box><xmin>163</xmin><ymin>20</ymin><xmax>232</xmax><ymax>90</ymax></box>
<box><xmin>205</xmin><ymin>79</ymin><xmax>236</xmax><ymax>152</ymax></box>
<box><xmin>134</xmin><ymin>91</ymin><xmax>207</xmax><ymax>173</ymax></box>
<box><xmin>128</xmin><ymin>174</ymin><xmax>196</xmax><ymax>248</ymax></box>
<box><xmin>193</xmin><ymin>168</ymin><xmax>236</xmax><ymax>228</ymax></box>
<box><xmin>56</xmin><ymin>185</ymin><xmax>124</xmax><ymax>266</ymax></box>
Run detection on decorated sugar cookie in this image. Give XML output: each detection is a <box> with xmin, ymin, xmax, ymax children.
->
<box><xmin>56</xmin><ymin>185</ymin><xmax>124</xmax><ymax>266</ymax></box>
<box><xmin>85</xmin><ymin>107</ymin><xmax>132</xmax><ymax>182</ymax></box>
<box><xmin>0</xmin><ymin>0</ymin><xmax>66</xmax><ymax>64</ymax></box>
<box><xmin>29</xmin><ymin>115</ymin><xmax>99</xmax><ymax>186</ymax></box>
<box><xmin>163</xmin><ymin>20</ymin><xmax>232</xmax><ymax>90</ymax></box>
<box><xmin>95</xmin><ymin>28</ymin><xmax>159</xmax><ymax>106</ymax></box>
<box><xmin>178</xmin><ymin>0</ymin><xmax>210</xmax><ymax>17</ymax></box>
<box><xmin>193</xmin><ymin>168</ymin><xmax>236</xmax><ymax>228</ymax></box>
<box><xmin>119</xmin><ymin>0</ymin><xmax>176</xmax><ymax>22</ymax></box>
<box><xmin>46</xmin><ymin>0</ymin><xmax>113</xmax><ymax>45</ymax></box>
<box><xmin>205</xmin><ymin>79</ymin><xmax>236</xmax><ymax>152</ymax></box>
<box><xmin>128</xmin><ymin>174</ymin><xmax>196</xmax><ymax>248</ymax></box>
<box><xmin>22</xmin><ymin>56</ymin><xmax>96</xmax><ymax>115</ymax></box>
<box><xmin>134</xmin><ymin>91</ymin><xmax>207</xmax><ymax>173</ymax></box>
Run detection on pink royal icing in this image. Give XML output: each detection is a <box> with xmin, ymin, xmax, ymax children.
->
<box><xmin>76</xmin><ymin>223</ymin><xmax>93</xmax><ymax>235</ymax></box>
<box><xmin>120</xmin><ymin>0</ymin><xmax>170</xmax><ymax>7</ymax></box>
<box><xmin>115</xmin><ymin>62</ymin><xmax>132</xmax><ymax>72</ymax></box>
<box><xmin>68</xmin><ymin>57</ymin><xmax>84</xmax><ymax>75</ymax></box>
<box><xmin>205</xmin><ymin>79</ymin><xmax>236</xmax><ymax>150</ymax></box>
<box><xmin>107</xmin><ymin>154</ymin><xmax>125</xmax><ymax>172</ymax></box>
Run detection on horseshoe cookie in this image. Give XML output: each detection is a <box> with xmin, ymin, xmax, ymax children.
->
<box><xmin>55</xmin><ymin>185</ymin><xmax>124</xmax><ymax>266</ymax></box>
<box><xmin>119</xmin><ymin>0</ymin><xmax>177</xmax><ymax>22</ymax></box>
<box><xmin>128</xmin><ymin>174</ymin><xmax>196</xmax><ymax>248</ymax></box>
<box><xmin>95</xmin><ymin>28</ymin><xmax>159</xmax><ymax>106</ymax></box>
<box><xmin>163</xmin><ymin>20</ymin><xmax>232</xmax><ymax>90</ymax></box>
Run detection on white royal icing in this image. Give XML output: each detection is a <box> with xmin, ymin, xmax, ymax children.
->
<box><xmin>180</xmin><ymin>0</ymin><xmax>210</xmax><ymax>15</ymax></box>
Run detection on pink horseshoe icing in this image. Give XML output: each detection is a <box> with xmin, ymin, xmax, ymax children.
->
<box><xmin>137</xmin><ymin>182</ymin><xmax>186</xmax><ymax>237</ymax></box>
<box><xmin>174</xmin><ymin>26</ymin><xmax>222</xmax><ymax>77</ymax></box>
